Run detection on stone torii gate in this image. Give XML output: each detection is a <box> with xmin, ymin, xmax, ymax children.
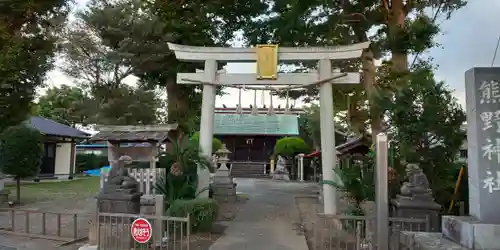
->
<box><xmin>168</xmin><ymin>42</ymin><xmax>369</xmax><ymax>214</ymax></box>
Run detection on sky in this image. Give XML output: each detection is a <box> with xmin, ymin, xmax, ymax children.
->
<box><xmin>45</xmin><ymin>0</ymin><xmax>498</xmax><ymax>109</ymax></box>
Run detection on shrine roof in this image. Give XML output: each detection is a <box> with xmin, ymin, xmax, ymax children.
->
<box><xmin>213</xmin><ymin>113</ymin><xmax>299</xmax><ymax>136</ymax></box>
<box><xmin>90</xmin><ymin>124</ymin><xmax>178</xmax><ymax>142</ymax></box>
<box><xmin>28</xmin><ymin>116</ymin><xmax>90</xmax><ymax>138</ymax></box>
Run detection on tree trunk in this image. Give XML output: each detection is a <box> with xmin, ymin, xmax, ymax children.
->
<box><xmin>15</xmin><ymin>177</ymin><xmax>20</xmax><ymax>204</ymax></box>
<box><xmin>166</xmin><ymin>77</ymin><xmax>188</xmax><ymax>133</ymax></box>
<box><xmin>362</xmin><ymin>49</ymin><xmax>382</xmax><ymax>142</ymax></box>
<box><xmin>389</xmin><ymin>0</ymin><xmax>409</xmax><ymax>74</ymax></box>
<box><xmin>349</xmin><ymin>15</ymin><xmax>381</xmax><ymax>140</ymax></box>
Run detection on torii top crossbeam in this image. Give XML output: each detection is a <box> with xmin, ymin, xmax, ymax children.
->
<box><xmin>167</xmin><ymin>42</ymin><xmax>370</xmax><ymax>62</ymax></box>
<box><xmin>167</xmin><ymin>42</ymin><xmax>369</xmax><ymax>87</ymax></box>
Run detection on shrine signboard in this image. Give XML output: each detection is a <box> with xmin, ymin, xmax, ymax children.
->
<box><xmin>255</xmin><ymin>44</ymin><xmax>278</xmax><ymax>80</ymax></box>
<box><xmin>465</xmin><ymin>67</ymin><xmax>500</xmax><ymax>223</ymax></box>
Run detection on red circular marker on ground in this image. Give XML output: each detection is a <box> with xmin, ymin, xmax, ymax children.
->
<box><xmin>131</xmin><ymin>218</ymin><xmax>152</xmax><ymax>244</ymax></box>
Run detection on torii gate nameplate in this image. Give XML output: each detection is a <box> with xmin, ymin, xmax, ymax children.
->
<box><xmin>256</xmin><ymin>44</ymin><xmax>278</xmax><ymax>80</ymax></box>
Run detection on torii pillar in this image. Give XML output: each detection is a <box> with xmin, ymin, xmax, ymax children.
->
<box><xmin>168</xmin><ymin>43</ymin><xmax>369</xmax><ymax>214</ymax></box>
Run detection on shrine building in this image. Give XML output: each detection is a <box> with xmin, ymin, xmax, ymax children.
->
<box><xmin>213</xmin><ymin>107</ymin><xmax>302</xmax><ymax>162</ymax></box>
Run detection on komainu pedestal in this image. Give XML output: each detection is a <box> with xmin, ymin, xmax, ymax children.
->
<box><xmin>272</xmin><ymin>155</ymin><xmax>290</xmax><ymax>181</ymax></box>
<box><xmin>97</xmin><ymin>156</ymin><xmax>142</xmax><ymax>214</ymax></box>
<box><xmin>391</xmin><ymin>163</ymin><xmax>440</xmax><ymax>231</ymax></box>
<box><xmin>95</xmin><ymin>156</ymin><xmax>142</xmax><ymax>248</ymax></box>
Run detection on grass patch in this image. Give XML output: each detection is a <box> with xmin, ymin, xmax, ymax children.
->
<box><xmin>237</xmin><ymin>193</ymin><xmax>249</xmax><ymax>200</ymax></box>
<box><xmin>4</xmin><ymin>176</ymin><xmax>100</xmax><ymax>204</ymax></box>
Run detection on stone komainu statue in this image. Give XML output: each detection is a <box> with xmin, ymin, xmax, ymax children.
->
<box><xmin>399</xmin><ymin>163</ymin><xmax>434</xmax><ymax>201</ymax></box>
<box><xmin>101</xmin><ymin>155</ymin><xmax>141</xmax><ymax>196</ymax></box>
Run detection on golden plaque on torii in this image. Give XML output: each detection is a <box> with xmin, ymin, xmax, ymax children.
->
<box><xmin>256</xmin><ymin>44</ymin><xmax>278</xmax><ymax>80</ymax></box>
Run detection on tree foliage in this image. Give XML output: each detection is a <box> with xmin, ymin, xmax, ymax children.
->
<box><xmin>379</xmin><ymin>63</ymin><xmax>466</xmax><ymax>207</ymax></box>
<box><xmin>61</xmin><ymin>0</ymin><xmax>268</xmax><ymax>132</ymax></box>
<box><xmin>37</xmin><ymin>85</ymin><xmax>91</xmax><ymax>126</ymax></box>
<box><xmin>298</xmin><ymin>104</ymin><xmax>351</xmax><ymax>150</ymax></box>
<box><xmin>57</xmin><ymin>3</ymin><xmax>165</xmax><ymax>126</ymax></box>
<box><xmin>36</xmin><ymin>84</ymin><xmax>162</xmax><ymax>126</ymax></box>
<box><xmin>239</xmin><ymin>0</ymin><xmax>466</xmax><ymax>136</ymax></box>
<box><xmin>189</xmin><ymin>132</ymin><xmax>223</xmax><ymax>153</ymax></box>
<box><xmin>0</xmin><ymin>0</ymin><xmax>70</xmax><ymax>133</ymax></box>
<box><xmin>155</xmin><ymin>135</ymin><xmax>215</xmax><ymax>208</ymax></box>
<box><xmin>274</xmin><ymin>137</ymin><xmax>310</xmax><ymax>157</ymax></box>
<box><xmin>91</xmin><ymin>85</ymin><xmax>162</xmax><ymax>125</ymax></box>
<box><xmin>0</xmin><ymin>125</ymin><xmax>44</xmax><ymax>203</ymax></box>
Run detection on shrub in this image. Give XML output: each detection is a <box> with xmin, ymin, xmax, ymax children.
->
<box><xmin>273</xmin><ymin>136</ymin><xmax>310</xmax><ymax>157</ymax></box>
<box><xmin>0</xmin><ymin>125</ymin><xmax>44</xmax><ymax>203</ymax></box>
<box><xmin>75</xmin><ymin>154</ymin><xmax>109</xmax><ymax>172</ymax></box>
<box><xmin>154</xmin><ymin>136</ymin><xmax>214</xmax><ymax>208</ymax></box>
<box><xmin>168</xmin><ymin>199</ymin><xmax>218</xmax><ymax>232</ymax></box>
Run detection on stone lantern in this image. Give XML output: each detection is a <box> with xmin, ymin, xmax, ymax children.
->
<box><xmin>212</xmin><ymin>144</ymin><xmax>237</xmax><ymax>202</ymax></box>
<box><xmin>215</xmin><ymin>144</ymin><xmax>231</xmax><ymax>172</ymax></box>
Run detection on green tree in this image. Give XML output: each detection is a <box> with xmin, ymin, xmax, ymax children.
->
<box><xmin>91</xmin><ymin>85</ymin><xmax>162</xmax><ymax>125</ymax></box>
<box><xmin>0</xmin><ymin>125</ymin><xmax>44</xmax><ymax>203</ymax></box>
<box><xmin>59</xmin><ymin>10</ymin><xmax>163</xmax><ymax>126</ymax></box>
<box><xmin>71</xmin><ymin>0</ymin><xmax>267</xmax><ymax>132</ymax></box>
<box><xmin>298</xmin><ymin>104</ymin><xmax>351</xmax><ymax>151</ymax></box>
<box><xmin>298</xmin><ymin>105</ymin><xmax>321</xmax><ymax>151</ymax></box>
<box><xmin>189</xmin><ymin>132</ymin><xmax>223</xmax><ymax>153</ymax></box>
<box><xmin>378</xmin><ymin>63</ymin><xmax>466</xmax><ymax>207</ymax></box>
<box><xmin>274</xmin><ymin>137</ymin><xmax>310</xmax><ymax>158</ymax></box>
<box><xmin>0</xmin><ymin>0</ymin><xmax>70</xmax><ymax>133</ymax></box>
<box><xmin>37</xmin><ymin>85</ymin><xmax>91</xmax><ymax>126</ymax></box>
<box><xmin>242</xmin><ymin>0</ymin><xmax>466</xmax><ymax>138</ymax></box>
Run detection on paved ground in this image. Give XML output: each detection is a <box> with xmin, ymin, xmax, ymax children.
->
<box><xmin>0</xmin><ymin>194</ymin><xmax>96</xmax><ymax>250</ymax></box>
<box><xmin>209</xmin><ymin>178</ymin><xmax>318</xmax><ymax>250</ymax></box>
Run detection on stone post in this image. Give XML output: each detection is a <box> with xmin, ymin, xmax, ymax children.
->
<box><xmin>360</xmin><ymin>201</ymin><xmax>376</xmax><ymax>245</ymax></box>
<box><xmin>154</xmin><ymin>195</ymin><xmax>164</xmax><ymax>243</ymax></box>
<box><xmin>270</xmin><ymin>159</ymin><xmax>275</xmax><ymax>175</ymax></box>
<box><xmin>375</xmin><ymin>133</ymin><xmax>389</xmax><ymax>250</ymax></box>
<box><xmin>0</xmin><ymin>173</ymin><xmax>4</xmax><ymax>192</ymax></box>
<box><xmin>297</xmin><ymin>153</ymin><xmax>305</xmax><ymax>181</ymax></box>
<box><xmin>0</xmin><ymin>172</ymin><xmax>8</xmax><ymax>206</ymax></box>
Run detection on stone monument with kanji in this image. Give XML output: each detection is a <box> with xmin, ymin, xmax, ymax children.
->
<box><xmin>398</xmin><ymin>67</ymin><xmax>500</xmax><ymax>250</ymax></box>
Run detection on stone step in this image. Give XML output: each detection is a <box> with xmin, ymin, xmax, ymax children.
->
<box><xmin>231</xmin><ymin>172</ymin><xmax>270</xmax><ymax>178</ymax></box>
<box><xmin>232</xmin><ymin>174</ymin><xmax>270</xmax><ymax>179</ymax></box>
<box><xmin>231</xmin><ymin>172</ymin><xmax>268</xmax><ymax>176</ymax></box>
<box><xmin>230</xmin><ymin>167</ymin><xmax>265</xmax><ymax>170</ymax></box>
<box><xmin>231</xmin><ymin>170</ymin><xmax>266</xmax><ymax>175</ymax></box>
<box><xmin>228</xmin><ymin>162</ymin><xmax>270</xmax><ymax>178</ymax></box>
<box><xmin>230</xmin><ymin>169</ymin><xmax>265</xmax><ymax>173</ymax></box>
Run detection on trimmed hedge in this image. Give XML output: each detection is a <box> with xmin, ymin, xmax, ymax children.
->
<box><xmin>168</xmin><ymin>199</ymin><xmax>218</xmax><ymax>232</ymax></box>
<box><xmin>75</xmin><ymin>154</ymin><xmax>109</xmax><ymax>172</ymax></box>
<box><xmin>76</xmin><ymin>154</ymin><xmax>151</xmax><ymax>172</ymax></box>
